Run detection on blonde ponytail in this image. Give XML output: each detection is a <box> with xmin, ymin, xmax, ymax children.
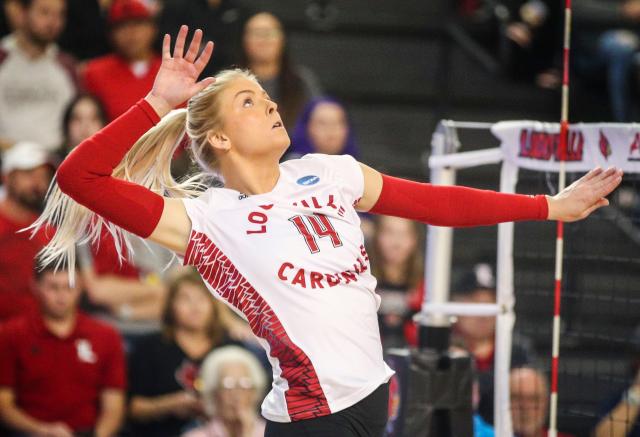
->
<box><xmin>28</xmin><ymin>110</ymin><xmax>209</xmax><ymax>281</ymax></box>
<box><xmin>29</xmin><ymin>68</ymin><xmax>259</xmax><ymax>282</ymax></box>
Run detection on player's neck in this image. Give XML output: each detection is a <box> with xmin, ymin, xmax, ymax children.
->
<box><xmin>220</xmin><ymin>156</ymin><xmax>281</xmax><ymax>196</ymax></box>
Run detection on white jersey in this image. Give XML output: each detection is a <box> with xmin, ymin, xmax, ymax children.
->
<box><xmin>182</xmin><ymin>154</ymin><xmax>394</xmax><ymax>423</ymax></box>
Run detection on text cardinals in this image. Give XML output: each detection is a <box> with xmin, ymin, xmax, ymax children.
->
<box><xmin>278</xmin><ymin>245</ymin><xmax>370</xmax><ymax>289</ymax></box>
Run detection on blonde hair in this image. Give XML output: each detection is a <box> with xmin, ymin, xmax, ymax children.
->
<box><xmin>29</xmin><ymin>69</ymin><xmax>259</xmax><ymax>281</ymax></box>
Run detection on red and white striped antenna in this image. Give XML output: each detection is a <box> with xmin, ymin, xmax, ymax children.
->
<box><xmin>549</xmin><ymin>1</ymin><xmax>572</xmax><ymax>435</ymax></box>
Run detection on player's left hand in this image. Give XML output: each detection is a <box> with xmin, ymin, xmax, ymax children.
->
<box><xmin>546</xmin><ymin>167</ymin><xmax>623</xmax><ymax>222</ymax></box>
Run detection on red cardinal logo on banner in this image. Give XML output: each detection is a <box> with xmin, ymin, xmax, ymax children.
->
<box><xmin>599</xmin><ymin>130</ymin><xmax>612</xmax><ymax>160</ymax></box>
<box><xmin>630</xmin><ymin>133</ymin><xmax>640</xmax><ymax>161</ymax></box>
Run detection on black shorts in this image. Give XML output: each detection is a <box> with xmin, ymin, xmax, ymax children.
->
<box><xmin>264</xmin><ymin>383</ymin><xmax>389</xmax><ymax>437</ymax></box>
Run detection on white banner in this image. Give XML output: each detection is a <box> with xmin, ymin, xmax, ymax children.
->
<box><xmin>492</xmin><ymin>121</ymin><xmax>640</xmax><ymax>174</ymax></box>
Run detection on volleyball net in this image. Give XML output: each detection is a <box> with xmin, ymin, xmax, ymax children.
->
<box><xmin>423</xmin><ymin>120</ymin><xmax>640</xmax><ymax>436</ymax></box>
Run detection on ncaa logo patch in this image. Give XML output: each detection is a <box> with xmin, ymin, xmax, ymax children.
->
<box><xmin>297</xmin><ymin>175</ymin><xmax>320</xmax><ymax>186</ymax></box>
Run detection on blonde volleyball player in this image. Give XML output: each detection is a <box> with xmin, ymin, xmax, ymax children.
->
<box><xmin>35</xmin><ymin>26</ymin><xmax>622</xmax><ymax>436</ymax></box>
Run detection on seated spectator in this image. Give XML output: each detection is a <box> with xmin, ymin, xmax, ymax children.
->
<box><xmin>593</xmin><ymin>328</ymin><xmax>640</xmax><ymax>437</ymax></box>
<box><xmin>82</xmin><ymin>0</ymin><xmax>161</xmax><ymax>121</ymax></box>
<box><xmin>0</xmin><ymin>0</ymin><xmax>22</xmax><ymax>37</ymax></box>
<box><xmin>573</xmin><ymin>0</ymin><xmax>640</xmax><ymax>121</ymax></box>
<box><xmin>0</xmin><ymin>142</ymin><xmax>55</xmax><ymax>321</ymax></box>
<box><xmin>500</xmin><ymin>1</ymin><xmax>561</xmax><ymax>88</ymax></box>
<box><xmin>128</xmin><ymin>268</ymin><xmax>241</xmax><ymax>437</ymax></box>
<box><xmin>182</xmin><ymin>346</ymin><xmax>267</xmax><ymax>437</ymax></box>
<box><xmin>57</xmin><ymin>0</ymin><xmax>110</xmax><ymax>61</ymax></box>
<box><xmin>369</xmin><ymin>216</ymin><xmax>424</xmax><ymax>349</ymax></box>
<box><xmin>60</xmin><ymin>95</ymin><xmax>168</xmax><ymax>327</ymax></box>
<box><xmin>157</xmin><ymin>0</ymin><xmax>248</xmax><ymax>77</ymax></box>
<box><xmin>451</xmin><ymin>263</ymin><xmax>536</xmax><ymax>424</ymax></box>
<box><xmin>239</xmin><ymin>12</ymin><xmax>321</xmax><ymax>130</ymax></box>
<box><xmin>510</xmin><ymin>367</ymin><xmax>574</xmax><ymax>437</ymax></box>
<box><xmin>0</xmin><ymin>260</ymin><xmax>126</xmax><ymax>436</ymax></box>
<box><xmin>287</xmin><ymin>97</ymin><xmax>359</xmax><ymax>160</ymax></box>
<box><xmin>61</xmin><ymin>93</ymin><xmax>108</xmax><ymax>154</ymax></box>
<box><xmin>0</xmin><ymin>0</ymin><xmax>77</xmax><ymax>152</ymax></box>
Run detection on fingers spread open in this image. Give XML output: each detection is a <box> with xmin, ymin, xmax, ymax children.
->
<box><xmin>184</xmin><ymin>29</ymin><xmax>203</xmax><ymax>63</ymax></box>
<box><xmin>173</xmin><ymin>25</ymin><xmax>189</xmax><ymax>59</ymax></box>
<box><xmin>162</xmin><ymin>34</ymin><xmax>171</xmax><ymax>59</ymax></box>
<box><xmin>194</xmin><ymin>41</ymin><xmax>214</xmax><ymax>74</ymax></box>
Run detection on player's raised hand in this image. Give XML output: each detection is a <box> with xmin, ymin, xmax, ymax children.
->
<box><xmin>147</xmin><ymin>26</ymin><xmax>215</xmax><ymax>114</ymax></box>
<box><xmin>547</xmin><ymin>167</ymin><xmax>624</xmax><ymax>222</ymax></box>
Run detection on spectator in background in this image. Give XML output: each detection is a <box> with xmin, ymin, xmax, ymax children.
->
<box><xmin>500</xmin><ymin>0</ymin><xmax>561</xmax><ymax>89</ymax></box>
<box><xmin>127</xmin><ymin>269</ymin><xmax>240</xmax><ymax>437</ymax></box>
<box><xmin>240</xmin><ymin>12</ymin><xmax>321</xmax><ymax>130</ymax></box>
<box><xmin>0</xmin><ymin>142</ymin><xmax>55</xmax><ymax>321</ymax></box>
<box><xmin>0</xmin><ymin>0</ymin><xmax>77</xmax><ymax>152</ymax></box>
<box><xmin>82</xmin><ymin>0</ymin><xmax>161</xmax><ymax>121</ymax></box>
<box><xmin>57</xmin><ymin>0</ymin><xmax>110</xmax><ymax>61</ymax></box>
<box><xmin>182</xmin><ymin>346</ymin><xmax>267</xmax><ymax>437</ymax></box>
<box><xmin>593</xmin><ymin>327</ymin><xmax>640</xmax><ymax>437</ymax></box>
<box><xmin>157</xmin><ymin>0</ymin><xmax>247</xmax><ymax>77</ymax></box>
<box><xmin>0</xmin><ymin>261</ymin><xmax>126</xmax><ymax>437</ymax></box>
<box><xmin>573</xmin><ymin>0</ymin><xmax>640</xmax><ymax>121</ymax></box>
<box><xmin>510</xmin><ymin>367</ymin><xmax>575</xmax><ymax>437</ymax></box>
<box><xmin>369</xmin><ymin>216</ymin><xmax>424</xmax><ymax>349</ymax></box>
<box><xmin>287</xmin><ymin>97</ymin><xmax>359</xmax><ymax>160</ymax></box>
<box><xmin>61</xmin><ymin>93</ymin><xmax>107</xmax><ymax>154</ymax></box>
<box><xmin>0</xmin><ymin>0</ymin><xmax>23</xmax><ymax>36</ymax></box>
<box><xmin>451</xmin><ymin>263</ymin><xmax>536</xmax><ymax>424</ymax></box>
<box><xmin>60</xmin><ymin>94</ymin><xmax>168</xmax><ymax>327</ymax></box>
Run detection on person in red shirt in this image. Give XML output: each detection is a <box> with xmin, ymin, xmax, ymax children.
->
<box><xmin>510</xmin><ymin>367</ymin><xmax>575</xmax><ymax>437</ymax></box>
<box><xmin>0</xmin><ymin>261</ymin><xmax>126</xmax><ymax>437</ymax></box>
<box><xmin>0</xmin><ymin>141</ymin><xmax>55</xmax><ymax>321</ymax></box>
<box><xmin>82</xmin><ymin>0</ymin><xmax>161</xmax><ymax>121</ymax></box>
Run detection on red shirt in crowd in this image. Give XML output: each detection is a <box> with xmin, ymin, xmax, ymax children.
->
<box><xmin>91</xmin><ymin>229</ymin><xmax>140</xmax><ymax>278</ymax></box>
<box><xmin>0</xmin><ymin>209</ymin><xmax>50</xmax><ymax>321</ymax></box>
<box><xmin>0</xmin><ymin>312</ymin><xmax>126</xmax><ymax>431</ymax></box>
<box><xmin>82</xmin><ymin>54</ymin><xmax>161</xmax><ymax>121</ymax></box>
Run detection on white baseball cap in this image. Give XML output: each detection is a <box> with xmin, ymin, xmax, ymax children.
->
<box><xmin>2</xmin><ymin>141</ymin><xmax>57</xmax><ymax>175</ymax></box>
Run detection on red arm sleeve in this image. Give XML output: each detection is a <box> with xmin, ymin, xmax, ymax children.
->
<box><xmin>56</xmin><ymin>99</ymin><xmax>165</xmax><ymax>238</ymax></box>
<box><xmin>369</xmin><ymin>174</ymin><xmax>548</xmax><ymax>227</ymax></box>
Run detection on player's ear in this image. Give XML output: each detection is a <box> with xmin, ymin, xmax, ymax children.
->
<box><xmin>207</xmin><ymin>130</ymin><xmax>231</xmax><ymax>153</ymax></box>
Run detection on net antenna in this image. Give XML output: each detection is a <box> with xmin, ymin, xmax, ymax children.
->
<box><xmin>549</xmin><ymin>2</ymin><xmax>573</xmax><ymax>435</ymax></box>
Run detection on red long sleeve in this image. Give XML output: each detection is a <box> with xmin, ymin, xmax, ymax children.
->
<box><xmin>370</xmin><ymin>174</ymin><xmax>548</xmax><ymax>227</ymax></box>
<box><xmin>56</xmin><ymin>99</ymin><xmax>165</xmax><ymax>238</ymax></box>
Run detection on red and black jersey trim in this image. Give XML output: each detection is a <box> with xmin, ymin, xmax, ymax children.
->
<box><xmin>184</xmin><ymin>230</ymin><xmax>331</xmax><ymax>421</ymax></box>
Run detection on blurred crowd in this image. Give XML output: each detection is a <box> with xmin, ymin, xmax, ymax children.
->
<box><xmin>458</xmin><ymin>0</ymin><xmax>640</xmax><ymax>122</ymax></box>
<box><xmin>0</xmin><ymin>0</ymin><xmax>639</xmax><ymax>436</ymax></box>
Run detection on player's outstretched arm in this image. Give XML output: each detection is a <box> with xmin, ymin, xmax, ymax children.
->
<box><xmin>357</xmin><ymin>163</ymin><xmax>623</xmax><ymax>226</ymax></box>
<box><xmin>56</xmin><ymin>26</ymin><xmax>213</xmax><ymax>255</ymax></box>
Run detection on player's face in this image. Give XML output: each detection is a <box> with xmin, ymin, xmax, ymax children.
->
<box><xmin>214</xmin><ymin>362</ymin><xmax>258</xmax><ymax>422</ymax></box>
<box><xmin>23</xmin><ymin>0</ymin><xmax>66</xmax><ymax>47</ymax></box>
<box><xmin>510</xmin><ymin>372</ymin><xmax>548</xmax><ymax>434</ymax></box>
<box><xmin>67</xmin><ymin>97</ymin><xmax>105</xmax><ymax>149</ymax></box>
<box><xmin>5</xmin><ymin>164</ymin><xmax>54</xmax><ymax>213</ymax></box>
<box><xmin>35</xmin><ymin>270</ymin><xmax>82</xmax><ymax>320</ymax></box>
<box><xmin>217</xmin><ymin>78</ymin><xmax>290</xmax><ymax>159</ymax></box>
<box><xmin>172</xmin><ymin>282</ymin><xmax>215</xmax><ymax>332</ymax></box>
<box><xmin>375</xmin><ymin>216</ymin><xmax>418</xmax><ymax>267</ymax></box>
<box><xmin>243</xmin><ymin>12</ymin><xmax>284</xmax><ymax>65</ymax></box>
<box><xmin>307</xmin><ymin>102</ymin><xmax>349</xmax><ymax>155</ymax></box>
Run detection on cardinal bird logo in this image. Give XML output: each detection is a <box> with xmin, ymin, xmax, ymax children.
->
<box><xmin>630</xmin><ymin>133</ymin><xmax>640</xmax><ymax>161</ymax></box>
<box><xmin>599</xmin><ymin>130</ymin><xmax>612</xmax><ymax>160</ymax></box>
